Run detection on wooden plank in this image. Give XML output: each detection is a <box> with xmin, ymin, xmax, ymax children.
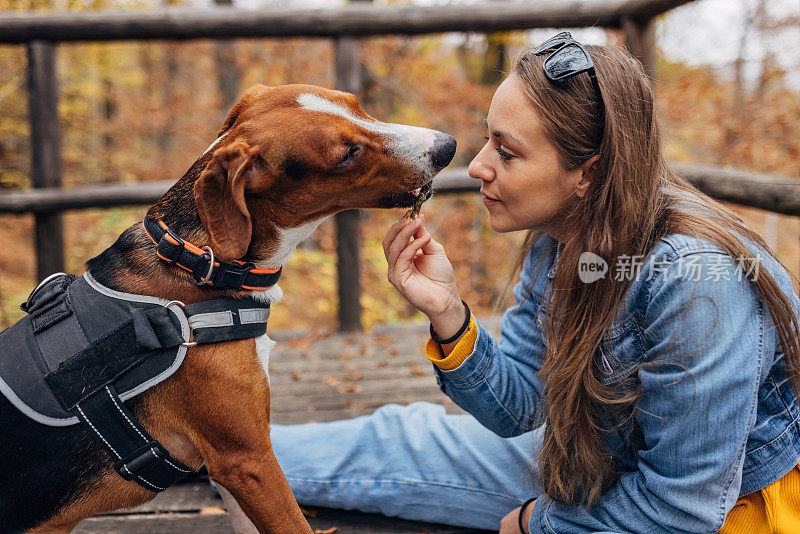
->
<box><xmin>621</xmin><ymin>15</ymin><xmax>656</xmax><ymax>78</ymax></box>
<box><xmin>0</xmin><ymin>180</ymin><xmax>172</xmax><ymax>213</ymax></box>
<box><xmin>75</xmin><ymin>507</ymin><xmax>490</xmax><ymax>533</ymax></box>
<box><xmin>272</xmin><ymin>374</ymin><xmax>437</xmax><ymax>396</ymax></box>
<box><xmin>673</xmin><ymin>163</ymin><xmax>800</xmax><ymax>217</ymax></box>
<box><xmin>271</xmin><ymin>387</ymin><xmax>452</xmax><ymax>414</ymax></box>
<box><xmin>335</xmin><ymin>205</ymin><xmax>362</xmax><ymax>331</ymax></box>
<box><xmin>619</xmin><ymin>0</ymin><xmax>696</xmax><ymax>21</ymax></box>
<box><xmin>269</xmin><ymin>353</ymin><xmax>429</xmax><ymax>375</ymax></box>
<box><xmin>0</xmin><ymin>165</ymin><xmax>796</xmax><ymax>216</ymax></box>
<box><xmin>27</xmin><ymin>40</ymin><xmax>64</xmax><ymax>280</ymax></box>
<box><xmin>0</xmin><ymin>2</ymin><xmax>641</xmax><ymax>44</ymax></box>
<box><xmin>305</xmin><ymin>506</ymin><xmax>493</xmax><ymax>533</ymax></box>
<box><xmin>75</xmin><ymin>483</ymin><xmax>490</xmax><ymax>533</ymax></box>
<box><xmin>74</xmin><ymin>513</ymin><xmax>234</xmax><ymax>533</ymax></box>
<box><xmin>271</xmin><ymin>401</ymin><xmax>464</xmax><ymax>425</ymax></box>
<box><xmin>335</xmin><ymin>30</ymin><xmax>363</xmax><ymax>332</ymax></box>
<box><xmin>271</xmin><ymin>364</ymin><xmax>436</xmax><ymax>385</ymax></box>
<box><xmin>120</xmin><ymin>483</ymin><xmax>222</xmax><ymax>513</ymax></box>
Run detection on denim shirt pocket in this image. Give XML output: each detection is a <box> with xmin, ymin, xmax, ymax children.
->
<box><xmin>598</xmin><ymin>316</ymin><xmax>642</xmax><ymax>382</ymax></box>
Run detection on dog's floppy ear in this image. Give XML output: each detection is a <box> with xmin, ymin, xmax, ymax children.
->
<box><xmin>194</xmin><ymin>141</ymin><xmax>269</xmax><ymax>261</ymax></box>
<box><xmin>217</xmin><ymin>85</ymin><xmax>274</xmax><ymax>136</ymax></box>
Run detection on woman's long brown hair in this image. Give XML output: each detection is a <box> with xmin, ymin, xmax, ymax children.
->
<box><xmin>505</xmin><ymin>45</ymin><xmax>800</xmax><ymax>507</ymax></box>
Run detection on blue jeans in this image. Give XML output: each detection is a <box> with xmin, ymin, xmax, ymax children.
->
<box><xmin>271</xmin><ymin>401</ymin><xmax>543</xmax><ymax>530</ymax></box>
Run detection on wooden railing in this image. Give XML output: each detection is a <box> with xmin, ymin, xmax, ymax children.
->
<box><xmin>2</xmin><ymin>0</ymin><xmax>797</xmax><ymax>331</ymax></box>
<box><xmin>1</xmin><ymin>165</ymin><xmax>798</xmax><ymax>216</ymax></box>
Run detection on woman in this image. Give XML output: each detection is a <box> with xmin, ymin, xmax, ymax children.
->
<box><xmin>272</xmin><ymin>33</ymin><xmax>800</xmax><ymax>533</ymax></box>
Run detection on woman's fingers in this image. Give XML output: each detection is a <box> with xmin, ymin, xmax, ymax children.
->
<box><xmin>385</xmin><ymin>217</ymin><xmax>423</xmax><ymax>268</ymax></box>
<box><xmin>382</xmin><ymin>216</ymin><xmax>410</xmax><ymax>259</ymax></box>
<box><xmin>396</xmin><ymin>234</ymin><xmax>432</xmax><ymax>275</ymax></box>
<box><xmin>382</xmin><ymin>212</ymin><xmax>412</xmax><ymax>256</ymax></box>
<box><xmin>418</xmin><ymin>232</ymin><xmax>443</xmax><ymax>255</ymax></box>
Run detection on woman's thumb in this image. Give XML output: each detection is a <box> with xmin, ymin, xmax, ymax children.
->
<box><xmin>419</xmin><ymin>234</ymin><xmax>445</xmax><ymax>255</ymax></box>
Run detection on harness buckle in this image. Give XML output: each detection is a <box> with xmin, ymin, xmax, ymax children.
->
<box><xmin>114</xmin><ymin>441</ymin><xmax>168</xmax><ymax>481</ymax></box>
<box><xmin>165</xmin><ymin>300</ymin><xmax>197</xmax><ymax>347</ymax></box>
<box><xmin>21</xmin><ymin>272</ymin><xmax>67</xmax><ymax>313</ymax></box>
<box><xmin>213</xmin><ymin>262</ymin><xmax>255</xmax><ymax>291</ymax></box>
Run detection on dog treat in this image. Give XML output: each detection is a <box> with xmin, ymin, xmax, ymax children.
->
<box><xmin>410</xmin><ymin>182</ymin><xmax>432</xmax><ymax>219</ymax></box>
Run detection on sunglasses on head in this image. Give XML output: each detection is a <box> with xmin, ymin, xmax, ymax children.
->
<box><xmin>532</xmin><ymin>31</ymin><xmax>605</xmax><ymax>117</ymax></box>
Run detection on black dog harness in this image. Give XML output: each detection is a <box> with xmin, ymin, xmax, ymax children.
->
<box><xmin>0</xmin><ymin>271</ymin><xmax>272</xmax><ymax>492</ymax></box>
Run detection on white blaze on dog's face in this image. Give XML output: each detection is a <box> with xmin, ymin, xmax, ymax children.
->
<box><xmin>295</xmin><ymin>92</ymin><xmax>444</xmax><ymax>181</ymax></box>
<box><xmin>193</xmin><ymin>84</ymin><xmax>456</xmax><ymax>262</ymax></box>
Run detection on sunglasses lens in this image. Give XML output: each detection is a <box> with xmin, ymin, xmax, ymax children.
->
<box><xmin>544</xmin><ymin>43</ymin><xmax>591</xmax><ymax>80</ymax></box>
<box><xmin>532</xmin><ymin>31</ymin><xmax>572</xmax><ymax>55</ymax></box>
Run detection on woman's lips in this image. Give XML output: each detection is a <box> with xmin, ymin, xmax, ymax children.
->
<box><xmin>481</xmin><ymin>190</ymin><xmax>500</xmax><ymax>204</ymax></box>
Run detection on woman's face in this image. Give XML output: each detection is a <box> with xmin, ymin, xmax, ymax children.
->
<box><xmin>468</xmin><ymin>74</ymin><xmax>592</xmax><ymax>239</ymax></box>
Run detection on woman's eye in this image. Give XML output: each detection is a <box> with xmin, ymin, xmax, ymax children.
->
<box><xmin>495</xmin><ymin>146</ymin><xmax>514</xmax><ymax>162</ymax></box>
<box><xmin>484</xmin><ymin>135</ymin><xmax>514</xmax><ymax>163</ymax></box>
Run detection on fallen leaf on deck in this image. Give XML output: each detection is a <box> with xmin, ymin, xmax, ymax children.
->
<box><xmin>410</xmin><ymin>364</ymin><xmax>424</xmax><ymax>376</ymax></box>
<box><xmin>314</xmin><ymin>528</ymin><xmax>338</xmax><ymax>534</ymax></box>
<box><xmin>374</xmin><ymin>335</ymin><xmax>393</xmax><ymax>346</ymax></box>
<box><xmin>323</xmin><ymin>374</ymin><xmax>342</xmax><ymax>385</ymax></box>
<box><xmin>343</xmin><ymin>372</ymin><xmax>363</xmax><ymax>381</ymax></box>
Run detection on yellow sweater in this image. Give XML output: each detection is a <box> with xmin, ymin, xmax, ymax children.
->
<box><xmin>425</xmin><ymin>320</ymin><xmax>800</xmax><ymax>533</ymax></box>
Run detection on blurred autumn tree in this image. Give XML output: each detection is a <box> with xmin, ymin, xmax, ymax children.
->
<box><xmin>0</xmin><ymin>0</ymin><xmax>797</xmax><ymax>330</ymax></box>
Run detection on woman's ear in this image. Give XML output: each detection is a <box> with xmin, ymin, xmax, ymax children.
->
<box><xmin>575</xmin><ymin>154</ymin><xmax>599</xmax><ymax>199</ymax></box>
<box><xmin>194</xmin><ymin>141</ymin><xmax>269</xmax><ymax>261</ymax></box>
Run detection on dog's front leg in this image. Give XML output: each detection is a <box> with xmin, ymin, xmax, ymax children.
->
<box><xmin>208</xmin><ymin>445</ymin><xmax>311</xmax><ymax>534</ymax></box>
<box><xmin>217</xmin><ymin>483</ymin><xmax>258</xmax><ymax>534</ymax></box>
<box><xmin>204</xmin><ymin>439</ymin><xmax>311</xmax><ymax>534</ymax></box>
<box><xmin>163</xmin><ymin>340</ymin><xmax>312</xmax><ymax>534</ymax></box>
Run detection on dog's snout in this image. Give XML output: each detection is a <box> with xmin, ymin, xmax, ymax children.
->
<box><xmin>430</xmin><ymin>134</ymin><xmax>457</xmax><ymax>170</ymax></box>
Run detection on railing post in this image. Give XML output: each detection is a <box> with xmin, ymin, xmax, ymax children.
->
<box><xmin>27</xmin><ymin>40</ymin><xmax>64</xmax><ymax>281</ymax></box>
<box><xmin>334</xmin><ymin>33</ymin><xmax>363</xmax><ymax>332</ymax></box>
<box><xmin>621</xmin><ymin>15</ymin><xmax>656</xmax><ymax>79</ymax></box>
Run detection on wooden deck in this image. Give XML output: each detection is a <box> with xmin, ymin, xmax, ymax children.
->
<box><xmin>75</xmin><ymin>317</ymin><xmax>501</xmax><ymax>533</ymax></box>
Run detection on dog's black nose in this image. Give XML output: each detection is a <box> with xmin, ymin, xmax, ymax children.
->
<box><xmin>430</xmin><ymin>134</ymin><xmax>457</xmax><ymax>171</ymax></box>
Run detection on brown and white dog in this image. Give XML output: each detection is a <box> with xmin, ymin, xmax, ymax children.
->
<box><xmin>0</xmin><ymin>84</ymin><xmax>456</xmax><ymax>533</ymax></box>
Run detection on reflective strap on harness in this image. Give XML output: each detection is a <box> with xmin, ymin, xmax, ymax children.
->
<box><xmin>73</xmin><ymin>384</ymin><xmax>193</xmax><ymax>492</ymax></box>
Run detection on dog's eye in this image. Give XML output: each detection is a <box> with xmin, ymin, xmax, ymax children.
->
<box><xmin>335</xmin><ymin>143</ymin><xmax>362</xmax><ymax>170</ymax></box>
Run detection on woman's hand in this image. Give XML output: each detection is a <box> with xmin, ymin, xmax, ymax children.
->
<box><xmin>499</xmin><ymin>500</ymin><xmax>535</xmax><ymax>534</ymax></box>
<box><xmin>382</xmin><ymin>214</ymin><xmax>463</xmax><ymax>331</ymax></box>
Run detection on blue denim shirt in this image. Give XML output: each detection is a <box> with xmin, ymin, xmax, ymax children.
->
<box><xmin>433</xmin><ymin>232</ymin><xmax>800</xmax><ymax>534</ymax></box>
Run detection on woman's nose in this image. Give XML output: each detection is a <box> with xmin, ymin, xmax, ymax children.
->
<box><xmin>468</xmin><ymin>148</ymin><xmax>494</xmax><ymax>182</ymax></box>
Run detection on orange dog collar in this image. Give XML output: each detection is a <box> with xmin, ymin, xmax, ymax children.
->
<box><xmin>143</xmin><ymin>218</ymin><xmax>281</xmax><ymax>291</ymax></box>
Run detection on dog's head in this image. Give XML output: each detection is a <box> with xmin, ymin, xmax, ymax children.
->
<box><xmin>192</xmin><ymin>84</ymin><xmax>456</xmax><ymax>261</ymax></box>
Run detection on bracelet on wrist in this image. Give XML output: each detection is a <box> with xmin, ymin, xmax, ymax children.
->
<box><xmin>429</xmin><ymin>299</ymin><xmax>470</xmax><ymax>345</ymax></box>
<box><xmin>518</xmin><ymin>497</ymin><xmax>536</xmax><ymax>534</ymax></box>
